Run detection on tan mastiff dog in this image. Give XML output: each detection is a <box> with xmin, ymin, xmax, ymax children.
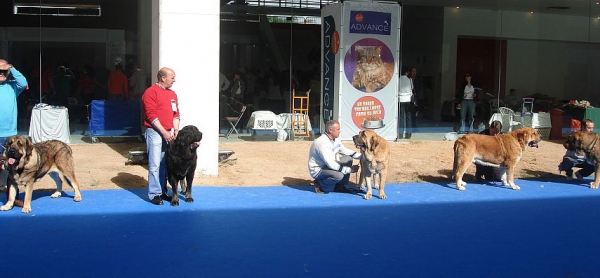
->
<box><xmin>1</xmin><ymin>135</ymin><xmax>82</xmax><ymax>213</ymax></box>
<box><xmin>453</xmin><ymin>127</ymin><xmax>541</xmax><ymax>190</ymax></box>
<box><xmin>352</xmin><ymin>129</ymin><xmax>391</xmax><ymax>199</ymax></box>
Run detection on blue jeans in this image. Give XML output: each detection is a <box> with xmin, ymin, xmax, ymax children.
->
<box><xmin>398</xmin><ymin>102</ymin><xmax>412</xmax><ymax>136</ymax></box>
<box><xmin>145</xmin><ymin>128</ymin><xmax>168</xmax><ymax>200</ymax></box>
<box><xmin>314</xmin><ymin>155</ymin><xmax>353</xmax><ymax>193</ymax></box>
<box><xmin>460</xmin><ymin>100</ymin><xmax>476</xmax><ymax>132</ymax></box>
<box><xmin>0</xmin><ymin>137</ymin><xmax>8</xmax><ymax>152</ymax></box>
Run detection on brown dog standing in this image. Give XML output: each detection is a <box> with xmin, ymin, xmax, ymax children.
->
<box><xmin>352</xmin><ymin>129</ymin><xmax>391</xmax><ymax>199</ymax></box>
<box><xmin>1</xmin><ymin>135</ymin><xmax>82</xmax><ymax>213</ymax></box>
<box><xmin>452</xmin><ymin>127</ymin><xmax>541</xmax><ymax>190</ymax></box>
<box><xmin>563</xmin><ymin>131</ymin><xmax>600</xmax><ymax>189</ymax></box>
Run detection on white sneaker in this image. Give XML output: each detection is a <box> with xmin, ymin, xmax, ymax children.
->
<box><xmin>575</xmin><ymin>171</ymin><xmax>584</xmax><ymax>182</ymax></box>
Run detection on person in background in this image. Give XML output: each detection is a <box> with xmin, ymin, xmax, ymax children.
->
<box><xmin>107</xmin><ymin>59</ymin><xmax>129</xmax><ymax>101</ymax></box>
<box><xmin>558</xmin><ymin>119</ymin><xmax>595</xmax><ymax>181</ymax></box>
<box><xmin>409</xmin><ymin>67</ymin><xmax>420</xmax><ymax>132</ymax></box>
<box><xmin>142</xmin><ymin>67</ymin><xmax>180</xmax><ymax>205</ymax></box>
<box><xmin>219</xmin><ymin>71</ymin><xmax>230</xmax><ymax>95</ymax></box>
<box><xmin>456</xmin><ymin>72</ymin><xmax>477</xmax><ymax>133</ymax></box>
<box><xmin>50</xmin><ymin>66</ymin><xmax>75</xmax><ymax>107</ymax></box>
<box><xmin>0</xmin><ymin>59</ymin><xmax>28</xmax><ymax>207</ymax></box>
<box><xmin>77</xmin><ymin>65</ymin><xmax>95</xmax><ymax>107</ymax></box>
<box><xmin>504</xmin><ymin>88</ymin><xmax>521</xmax><ymax>112</ymax></box>
<box><xmin>475</xmin><ymin>120</ymin><xmax>505</xmax><ymax>182</ymax></box>
<box><xmin>230</xmin><ymin>71</ymin><xmax>245</xmax><ymax>104</ymax></box>
<box><xmin>129</xmin><ymin>62</ymin><xmax>149</xmax><ymax>132</ymax></box>
<box><xmin>397</xmin><ymin>66</ymin><xmax>413</xmax><ymax>140</ymax></box>
<box><xmin>308</xmin><ymin>120</ymin><xmax>361</xmax><ymax>194</ymax></box>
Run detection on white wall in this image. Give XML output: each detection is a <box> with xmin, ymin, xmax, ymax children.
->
<box><xmin>439</xmin><ymin>7</ymin><xmax>600</xmax><ymax>118</ymax></box>
<box><xmin>153</xmin><ymin>0</ymin><xmax>220</xmax><ymax>176</ymax></box>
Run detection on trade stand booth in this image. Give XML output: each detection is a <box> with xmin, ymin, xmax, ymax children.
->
<box><xmin>87</xmin><ymin>100</ymin><xmax>143</xmax><ymax>143</ymax></box>
<box><xmin>321</xmin><ymin>1</ymin><xmax>400</xmax><ymax>141</ymax></box>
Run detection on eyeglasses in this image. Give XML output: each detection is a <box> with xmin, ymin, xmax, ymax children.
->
<box><xmin>0</xmin><ymin>70</ymin><xmax>8</xmax><ymax>76</ymax></box>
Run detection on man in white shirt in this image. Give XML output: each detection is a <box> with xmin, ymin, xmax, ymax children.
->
<box><xmin>308</xmin><ymin>120</ymin><xmax>361</xmax><ymax>193</ymax></box>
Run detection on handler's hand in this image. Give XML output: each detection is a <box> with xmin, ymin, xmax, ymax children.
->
<box><xmin>162</xmin><ymin>131</ymin><xmax>174</xmax><ymax>142</ymax></box>
<box><xmin>350</xmin><ymin>165</ymin><xmax>359</xmax><ymax>173</ymax></box>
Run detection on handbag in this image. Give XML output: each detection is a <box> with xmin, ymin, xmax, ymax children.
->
<box><xmin>235</xmin><ymin>81</ymin><xmax>242</xmax><ymax>95</ymax></box>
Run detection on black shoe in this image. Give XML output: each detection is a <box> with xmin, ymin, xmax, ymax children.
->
<box><xmin>160</xmin><ymin>194</ymin><xmax>172</xmax><ymax>202</ymax></box>
<box><xmin>405</xmin><ymin>133</ymin><xmax>412</xmax><ymax>139</ymax></box>
<box><xmin>151</xmin><ymin>196</ymin><xmax>163</xmax><ymax>205</ymax></box>
<box><xmin>333</xmin><ymin>184</ymin><xmax>354</xmax><ymax>193</ymax></box>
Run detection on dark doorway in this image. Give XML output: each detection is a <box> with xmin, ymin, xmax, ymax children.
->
<box><xmin>456</xmin><ymin>37</ymin><xmax>506</xmax><ymax>125</ymax></box>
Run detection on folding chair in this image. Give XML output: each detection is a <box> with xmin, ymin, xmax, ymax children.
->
<box><xmin>225</xmin><ymin>105</ymin><xmax>247</xmax><ymax>139</ymax></box>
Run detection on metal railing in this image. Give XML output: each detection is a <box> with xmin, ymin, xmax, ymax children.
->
<box><xmin>244</xmin><ymin>0</ymin><xmax>335</xmax><ymax>9</ymax></box>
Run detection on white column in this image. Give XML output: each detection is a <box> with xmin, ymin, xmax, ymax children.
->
<box><xmin>152</xmin><ymin>0</ymin><xmax>220</xmax><ymax>176</ymax></box>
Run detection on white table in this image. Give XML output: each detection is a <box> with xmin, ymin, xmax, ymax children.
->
<box><xmin>29</xmin><ymin>106</ymin><xmax>71</xmax><ymax>144</ymax></box>
<box><xmin>247</xmin><ymin>111</ymin><xmax>313</xmax><ymax>131</ymax></box>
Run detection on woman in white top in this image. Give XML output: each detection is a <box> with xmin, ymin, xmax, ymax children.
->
<box><xmin>397</xmin><ymin>67</ymin><xmax>413</xmax><ymax>139</ymax></box>
<box><xmin>455</xmin><ymin>73</ymin><xmax>477</xmax><ymax>133</ymax></box>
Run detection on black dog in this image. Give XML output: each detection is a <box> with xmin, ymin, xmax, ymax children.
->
<box><xmin>166</xmin><ymin>125</ymin><xmax>202</xmax><ymax>206</ymax></box>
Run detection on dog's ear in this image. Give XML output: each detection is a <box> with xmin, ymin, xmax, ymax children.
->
<box><xmin>369</xmin><ymin>135</ymin><xmax>378</xmax><ymax>152</ymax></box>
<box><xmin>23</xmin><ymin>137</ymin><xmax>34</xmax><ymax>159</ymax></box>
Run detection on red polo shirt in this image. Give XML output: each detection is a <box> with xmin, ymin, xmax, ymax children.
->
<box><xmin>142</xmin><ymin>84</ymin><xmax>180</xmax><ymax>130</ymax></box>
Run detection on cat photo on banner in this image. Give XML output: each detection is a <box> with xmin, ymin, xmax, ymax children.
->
<box><xmin>350</xmin><ymin>45</ymin><xmax>394</xmax><ymax>93</ymax></box>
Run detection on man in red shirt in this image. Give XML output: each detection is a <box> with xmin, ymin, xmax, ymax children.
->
<box><xmin>142</xmin><ymin>67</ymin><xmax>180</xmax><ymax>205</ymax></box>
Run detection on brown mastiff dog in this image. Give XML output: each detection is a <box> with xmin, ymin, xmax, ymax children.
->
<box><xmin>563</xmin><ymin>131</ymin><xmax>600</xmax><ymax>189</ymax></box>
<box><xmin>352</xmin><ymin>129</ymin><xmax>391</xmax><ymax>200</ymax></box>
<box><xmin>1</xmin><ymin>135</ymin><xmax>82</xmax><ymax>213</ymax></box>
<box><xmin>452</xmin><ymin>127</ymin><xmax>541</xmax><ymax>190</ymax></box>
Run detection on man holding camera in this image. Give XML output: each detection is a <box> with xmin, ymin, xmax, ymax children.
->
<box><xmin>0</xmin><ymin>59</ymin><xmax>28</xmax><ymax>207</ymax></box>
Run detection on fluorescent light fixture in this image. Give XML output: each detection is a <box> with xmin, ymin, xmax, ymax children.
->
<box><xmin>14</xmin><ymin>3</ymin><xmax>101</xmax><ymax>17</ymax></box>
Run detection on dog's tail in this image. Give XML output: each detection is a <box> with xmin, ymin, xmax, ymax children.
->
<box><xmin>452</xmin><ymin>140</ymin><xmax>461</xmax><ymax>179</ymax></box>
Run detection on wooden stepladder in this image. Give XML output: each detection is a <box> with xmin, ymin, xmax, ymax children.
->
<box><xmin>291</xmin><ymin>89</ymin><xmax>311</xmax><ymax>140</ymax></box>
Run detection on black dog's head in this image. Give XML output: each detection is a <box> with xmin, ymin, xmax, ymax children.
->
<box><xmin>176</xmin><ymin>125</ymin><xmax>203</xmax><ymax>152</ymax></box>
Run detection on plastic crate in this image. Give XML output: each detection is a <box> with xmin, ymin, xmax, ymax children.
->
<box><xmin>534</xmin><ymin>127</ymin><xmax>551</xmax><ymax>140</ymax></box>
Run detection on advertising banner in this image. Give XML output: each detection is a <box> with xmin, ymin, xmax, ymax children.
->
<box><xmin>322</xmin><ymin>1</ymin><xmax>400</xmax><ymax>141</ymax></box>
<box><xmin>320</xmin><ymin>3</ymin><xmax>342</xmax><ymax>132</ymax></box>
<box><xmin>340</xmin><ymin>1</ymin><xmax>400</xmax><ymax>140</ymax></box>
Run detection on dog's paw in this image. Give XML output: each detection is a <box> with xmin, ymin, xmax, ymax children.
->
<box><xmin>590</xmin><ymin>182</ymin><xmax>599</xmax><ymax>189</ymax></box>
<box><xmin>21</xmin><ymin>206</ymin><xmax>32</xmax><ymax>214</ymax></box>
<box><xmin>170</xmin><ymin>199</ymin><xmax>179</xmax><ymax>207</ymax></box>
<box><xmin>74</xmin><ymin>195</ymin><xmax>82</xmax><ymax>202</ymax></box>
<box><xmin>363</xmin><ymin>193</ymin><xmax>372</xmax><ymax>200</ymax></box>
<box><xmin>185</xmin><ymin>197</ymin><xmax>194</xmax><ymax>203</ymax></box>
<box><xmin>51</xmin><ymin>191</ymin><xmax>62</xmax><ymax>198</ymax></box>
<box><xmin>510</xmin><ymin>184</ymin><xmax>521</xmax><ymax>190</ymax></box>
<box><xmin>457</xmin><ymin>184</ymin><xmax>466</xmax><ymax>191</ymax></box>
<box><xmin>0</xmin><ymin>204</ymin><xmax>13</xmax><ymax>211</ymax></box>
<box><xmin>379</xmin><ymin>193</ymin><xmax>387</xmax><ymax>199</ymax></box>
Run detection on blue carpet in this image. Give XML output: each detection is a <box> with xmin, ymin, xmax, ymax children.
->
<box><xmin>2</xmin><ymin>179</ymin><xmax>600</xmax><ymax>277</ymax></box>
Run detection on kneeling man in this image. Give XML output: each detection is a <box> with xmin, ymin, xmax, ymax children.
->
<box><xmin>308</xmin><ymin>120</ymin><xmax>360</xmax><ymax>193</ymax></box>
